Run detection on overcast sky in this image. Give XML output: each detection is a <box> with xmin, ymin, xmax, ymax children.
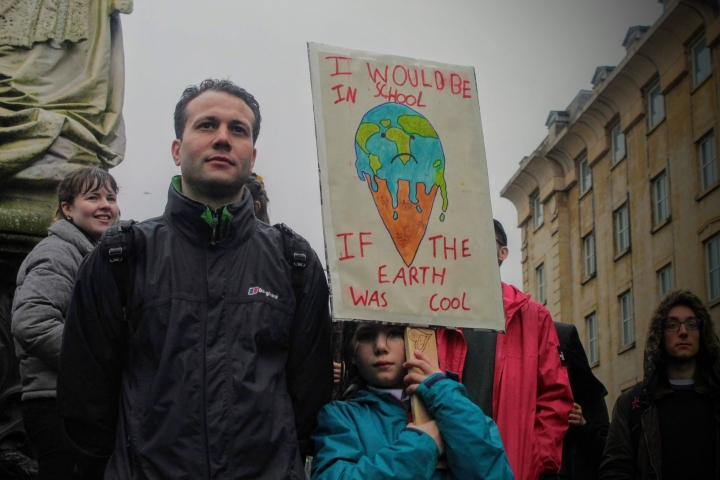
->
<box><xmin>113</xmin><ymin>0</ymin><xmax>664</xmax><ymax>289</ymax></box>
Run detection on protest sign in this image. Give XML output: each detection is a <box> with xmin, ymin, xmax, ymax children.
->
<box><xmin>309</xmin><ymin>43</ymin><xmax>503</xmax><ymax>330</ymax></box>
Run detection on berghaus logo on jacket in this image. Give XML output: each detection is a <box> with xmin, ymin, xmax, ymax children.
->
<box><xmin>248</xmin><ymin>286</ymin><xmax>279</xmax><ymax>300</ymax></box>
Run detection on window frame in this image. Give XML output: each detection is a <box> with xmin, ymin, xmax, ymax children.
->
<box><xmin>647</xmin><ymin>80</ymin><xmax>665</xmax><ymax>129</ymax></box>
<box><xmin>657</xmin><ymin>263</ymin><xmax>673</xmax><ymax>298</ymax></box>
<box><xmin>699</xmin><ymin>131</ymin><xmax>718</xmax><ymax>191</ymax></box>
<box><xmin>611</xmin><ymin>123</ymin><xmax>626</xmax><ymax>164</ymax></box>
<box><xmin>532</xmin><ymin>192</ymin><xmax>544</xmax><ymax>228</ymax></box>
<box><xmin>583</xmin><ymin>231</ymin><xmax>596</xmax><ymax>277</ymax></box>
<box><xmin>652</xmin><ymin>170</ymin><xmax>670</xmax><ymax>226</ymax></box>
<box><xmin>614</xmin><ymin>203</ymin><xmax>631</xmax><ymax>254</ymax></box>
<box><xmin>707</xmin><ymin>234</ymin><xmax>720</xmax><ymax>302</ymax></box>
<box><xmin>619</xmin><ymin>291</ymin><xmax>634</xmax><ymax>348</ymax></box>
<box><xmin>586</xmin><ymin>312</ymin><xmax>598</xmax><ymax>365</ymax></box>
<box><xmin>692</xmin><ymin>35</ymin><xmax>711</xmax><ymax>87</ymax></box>
<box><xmin>579</xmin><ymin>155</ymin><xmax>592</xmax><ymax>194</ymax></box>
<box><xmin>536</xmin><ymin>263</ymin><xmax>546</xmax><ymax>304</ymax></box>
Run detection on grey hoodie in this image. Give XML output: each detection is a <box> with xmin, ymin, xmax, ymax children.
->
<box><xmin>12</xmin><ymin>219</ymin><xmax>94</xmax><ymax>401</ymax></box>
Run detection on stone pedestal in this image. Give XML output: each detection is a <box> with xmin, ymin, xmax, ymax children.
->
<box><xmin>0</xmin><ymin>188</ymin><xmax>55</xmax><ymax>254</ymax></box>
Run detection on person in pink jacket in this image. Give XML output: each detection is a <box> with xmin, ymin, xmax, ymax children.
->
<box><xmin>492</xmin><ymin>220</ymin><xmax>573</xmax><ymax>480</ymax></box>
<box><xmin>437</xmin><ymin>220</ymin><xmax>573</xmax><ymax>478</ymax></box>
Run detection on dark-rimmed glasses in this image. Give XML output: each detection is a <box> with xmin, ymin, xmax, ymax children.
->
<box><xmin>665</xmin><ymin>317</ymin><xmax>700</xmax><ymax>332</ymax></box>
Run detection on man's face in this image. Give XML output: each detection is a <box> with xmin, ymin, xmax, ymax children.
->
<box><xmin>663</xmin><ymin>305</ymin><xmax>700</xmax><ymax>362</ymax></box>
<box><xmin>171</xmin><ymin>91</ymin><xmax>257</xmax><ymax>204</ymax></box>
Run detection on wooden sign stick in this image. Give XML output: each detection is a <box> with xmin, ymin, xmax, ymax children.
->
<box><xmin>404</xmin><ymin>327</ymin><xmax>439</xmax><ymax>424</ymax></box>
<box><xmin>405</xmin><ymin>327</ymin><xmax>447</xmax><ymax>469</ymax></box>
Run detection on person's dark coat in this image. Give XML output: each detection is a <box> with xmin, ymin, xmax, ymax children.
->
<box><xmin>599</xmin><ymin>290</ymin><xmax>720</xmax><ymax>480</ymax></box>
<box><xmin>555</xmin><ymin>322</ymin><xmax>609</xmax><ymax>480</ymax></box>
<box><xmin>57</xmin><ymin>179</ymin><xmax>333</xmax><ymax>480</ymax></box>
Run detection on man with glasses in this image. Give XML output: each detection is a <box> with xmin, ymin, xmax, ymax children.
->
<box><xmin>600</xmin><ymin>289</ymin><xmax>720</xmax><ymax>479</ymax></box>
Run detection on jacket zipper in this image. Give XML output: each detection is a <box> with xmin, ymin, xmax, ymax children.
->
<box><xmin>203</xmin><ymin>249</ymin><xmax>212</xmax><ymax>479</ymax></box>
<box><xmin>641</xmin><ymin>410</ymin><xmax>660</xmax><ymax>478</ymax></box>
<box><xmin>210</xmin><ymin>210</ymin><xmax>219</xmax><ymax>245</ymax></box>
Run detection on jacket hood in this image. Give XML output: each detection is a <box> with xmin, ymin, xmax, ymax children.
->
<box><xmin>643</xmin><ymin>289</ymin><xmax>720</xmax><ymax>385</ymax></box>
<box><xmin>502</xmin><ymin>281</ymin><xmax>529</xmax><ymax>324</ymax></box>
<box><xmin>48</xmin><ymin>219</ymin><xmax>95</xmax><ymax>256</ymax></box>
<box><xmin>555</xmin><ymin>322</ymin><xmax>608</xmax><ymax>404</ymax></box>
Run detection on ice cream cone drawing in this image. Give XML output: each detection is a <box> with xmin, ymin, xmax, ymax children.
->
<box><xmin>355</xmin><ymin>103</ymin><xmax>449</xmax><ymax>266</ymax></box>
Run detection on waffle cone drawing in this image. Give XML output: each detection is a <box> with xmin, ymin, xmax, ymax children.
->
<box><xmin>365</xmin><ymin>174</ymin><xmax>438</xmax><ymax>267</ymax></box>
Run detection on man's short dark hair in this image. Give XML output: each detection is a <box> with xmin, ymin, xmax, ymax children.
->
<box><xmin>494</xmin><ymin>219</ymin><xmax>507</xmax><ymax>247</ymax></box>
<box><xmin>174</xmin><ymin>79</ymin><xmax>262</xmax><ymax>143</ymax></box>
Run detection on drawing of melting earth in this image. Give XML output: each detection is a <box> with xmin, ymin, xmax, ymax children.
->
<box><xmin>355</xmin><ymin>103</ymin><xmax>449</xmax><ymax>266</ymax></box>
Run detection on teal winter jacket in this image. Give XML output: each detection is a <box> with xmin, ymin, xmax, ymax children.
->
<box><xmin>311</xmin><ymin>373</ymin><xmax>513</xmax><ymax>480</ymax></box>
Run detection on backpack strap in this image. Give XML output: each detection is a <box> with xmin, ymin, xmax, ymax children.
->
<box><xmin>102</xmin><ymin>220</ymin><xmax>138</xmax><ymax>331</ymax></box>
<box><xmin>273</xmin><ymin>223</ymin><xmax>308</xmax><ymax>307</ymax></box>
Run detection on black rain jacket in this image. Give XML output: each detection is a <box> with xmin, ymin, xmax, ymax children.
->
<box><xmin>57</xmin><ymin>180</ymin><xmax>333</xmax><ymax>479</ymax></box>
<box><xmin>600</xmin><ymin>360</ymin><xmax>720</xmax><ymax>480</ymax></box>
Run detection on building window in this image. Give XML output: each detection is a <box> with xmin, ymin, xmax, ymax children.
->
<box><xmin>583</xmin><ymin>232</ymin><xmax>596</xmax><ymax>277</ymax></box>
<box><xmin>707</xmin><ymin>234</ymin><xmax>720</xmax><ymax>302</ymax></box>
<box><xmin>586</xmin><ymin>312</ymin><xmax>598</xmax><ymax>365</ymax></box>
<box><xmin>611</xmin><ymin>123</ymin><xmax>626</xmax><ymax>163</ymax></box>
<box><xmin>536</xmin><ymin>263</ymin><xmax>546</xmax><ymax>304</ymax></box>
<box><xmin>614</xmin><ymin>203</ymin><xmax>630</xmax><ymax>253</ymax></box>
<box><xmin>699</xmin><ymin>132</ymin><xmax>717</xmax><ymax>191</ymax></box>
<box><xmin>658</xmin><ymin>264</ymin><xmax>673</xmax><ymax>298</ymax></box>
<box><xmin>647</xmin><ymin>81</ymin><xmax>665</xmax><ymax>129</ymax></box>
<box><xmin>579</xmin><ymin>155</ymin><xmax>592</xmax><ymax>194</ymax></box>
<box><xmin>532</xmin><ymin>193</ymin><xmax>544</xmax><ymax>228</ymax></box>
<box><xmin>620</xmin><ymin>291</ymin><xmax>634</xmax><ymax>347</ymax></box>
<box><xmin>653</xmin><ymin>171</ymin><xmax>669</xmax><ymax>225</ymax></box>
<box><xmin>692</xmin><ymin>36</ymin><xmax>711</xmax><ymax>86</ymax></box>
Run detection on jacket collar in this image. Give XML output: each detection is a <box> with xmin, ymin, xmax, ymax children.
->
<box><xmin>164</xmin><ymin>176</ymin><xmax>256</xmax><ymax>247</ymax></box>
<box><xmin>643</xmin><ymin>355</ymin><xmax>720</xmax><ymax>401</ymax></box>
<box><xmin>48</xmin><ymin>219</ymin><xmax>95</xmax><ymax>256</ymax></box>
<box><xmin>350</xmin><ymin>389</ymin><xmax>410</xmax><ymax>413</ymax></box>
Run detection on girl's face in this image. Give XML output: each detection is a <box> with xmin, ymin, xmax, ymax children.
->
<box><xmin>62</xmin><ymin>183</ymin><xmax>119</xmax><ymax>242</ymax></box>
<box><xmin>351</xmin><ymin>323</ymin><xmax>406</xmax><ymax>389</ymax></box>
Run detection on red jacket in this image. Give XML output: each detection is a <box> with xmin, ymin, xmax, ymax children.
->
<box><xmin>493</xmin><ymin>282</ymin><xmax>573</xmax><ymax>480</ymax></box>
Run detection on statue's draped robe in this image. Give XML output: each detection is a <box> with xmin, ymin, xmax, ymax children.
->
<box><xmin>0</xmin><ymin>0</ymin><xmax>132</xmax><ymax>184</ymax></box>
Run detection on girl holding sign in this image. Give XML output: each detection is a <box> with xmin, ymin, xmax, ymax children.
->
<box><xmin>311</xmin><ymin>322</ymin><xmax>513</xmax><ymax>479</ymax></box>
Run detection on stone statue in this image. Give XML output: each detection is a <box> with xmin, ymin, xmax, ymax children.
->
<box><xmin>0</xmin><ymin>0</ymin><xmax>132</xmax><ymax>251</ymax></box>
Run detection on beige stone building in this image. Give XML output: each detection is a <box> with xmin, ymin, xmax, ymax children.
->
<box><xmin>501</xmin><ymin>0</ymin><xmax>720</xmax><ymax>404</ymax></box>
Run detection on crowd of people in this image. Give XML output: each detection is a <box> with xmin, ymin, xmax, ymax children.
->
<box><xmin>7</xmin><ymin>78</ymin><xmax>719</xmax><ymax>479</ymax></box>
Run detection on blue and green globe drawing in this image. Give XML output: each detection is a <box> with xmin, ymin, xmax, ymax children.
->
<box><xmin>354</xmin><ymin>102</ymin><xmax>449</xmax><ymax>266</ymax></box>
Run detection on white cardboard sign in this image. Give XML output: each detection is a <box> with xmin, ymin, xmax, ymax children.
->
<box><xmin>309</xmin><ymin>43</ymin><xmax>504</xmax><ymax>330</ymax></box>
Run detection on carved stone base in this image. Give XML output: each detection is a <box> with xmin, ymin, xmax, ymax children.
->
<box><xmin>0</xmin><ymin>188</ymin><xmax>55</xmax><ymax>254</ymax></box>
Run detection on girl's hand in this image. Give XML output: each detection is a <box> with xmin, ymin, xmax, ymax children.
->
<box><xmin>407</xmin><ymin>420</ymin><xmax>445</xmax><ymax>456</ymax></box>
<box><xmin>403</xmin><ymin>350</ymin><xmax>442</xmax><ymax>396</ymax></box>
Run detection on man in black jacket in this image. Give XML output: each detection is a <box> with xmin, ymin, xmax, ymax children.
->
<box><xmin>600</xmin><ymin>290</ymin><xmax>720</xmax><ymax>479</ymax></box>
<box><xmin>57</xmin><ymin>79</ymin><xmax>333</xmax><ymax>479</ymax></box>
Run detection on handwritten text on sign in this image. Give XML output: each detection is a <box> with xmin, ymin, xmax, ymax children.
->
<box><xmin>335</xmin><ymin>231</ymin><xmax>474</xmax><ymax>312</ymax></box>
<box><xmin>325</xmin><ymin>56</ymin><xmax>474</xmax><ymax>107</ymax></box>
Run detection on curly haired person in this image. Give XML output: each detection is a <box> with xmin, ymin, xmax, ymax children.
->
<box><xmin>600</xmin><ymin>289</ymin><xmax>720</xmax><ymax>479</ymax></box>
